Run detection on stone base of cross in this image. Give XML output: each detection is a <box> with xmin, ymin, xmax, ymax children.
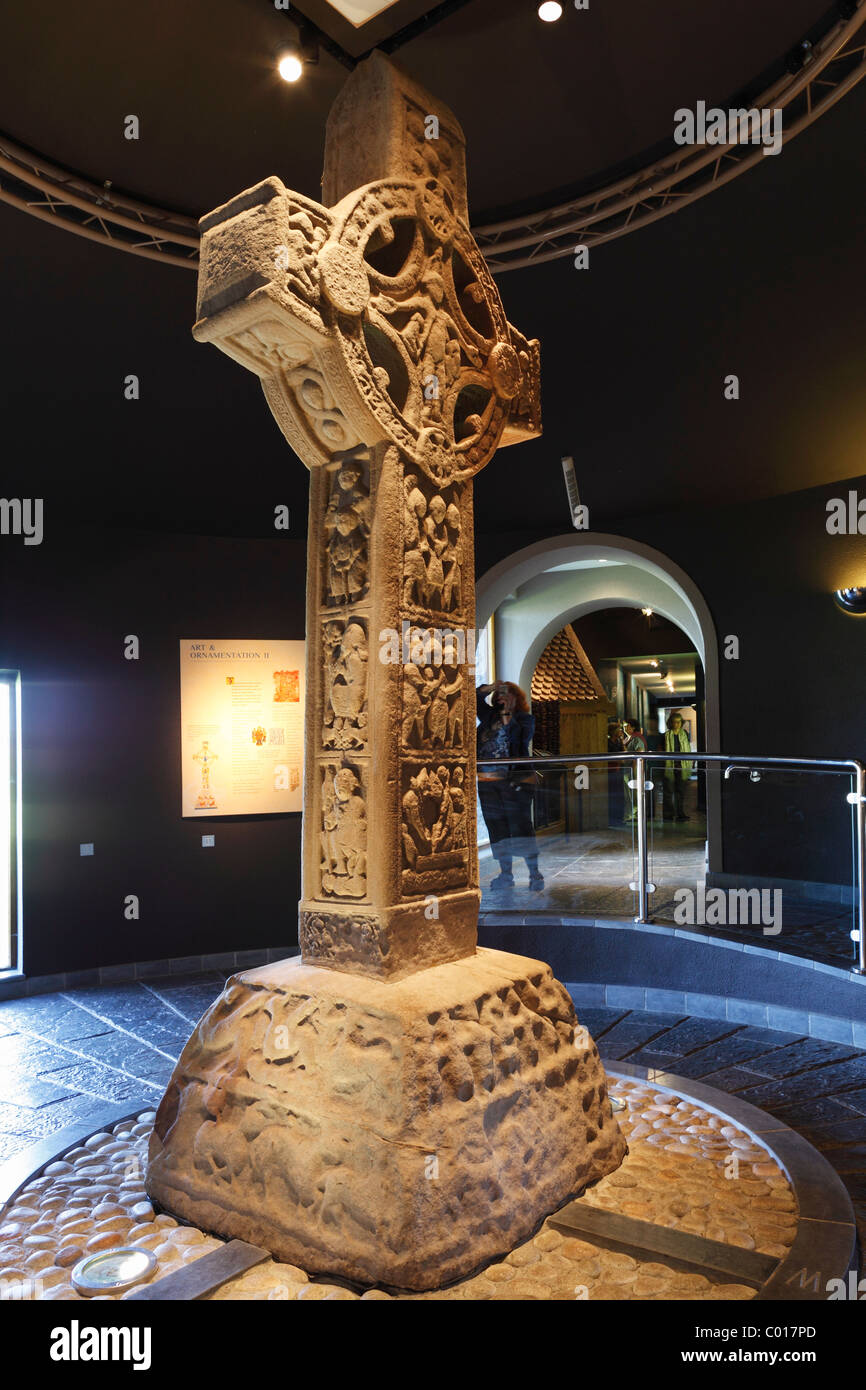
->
<box><xmin>146</xmin><ymin>52</ymin><xmax>624</xmax><ymax>1290</ymax></box>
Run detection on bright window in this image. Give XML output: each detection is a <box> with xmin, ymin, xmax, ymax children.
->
<box><xmin>0</xmin><ymin>673</ymin><xmax>21</xmax><ymax>974</ymax></box>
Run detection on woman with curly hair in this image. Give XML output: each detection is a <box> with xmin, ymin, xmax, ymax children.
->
<box><xmin>476</xmin><ymin>680</ymin><xmax>543</xmax><ymax>892</ymax></box>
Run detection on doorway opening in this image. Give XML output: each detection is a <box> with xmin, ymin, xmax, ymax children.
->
<box><xmin>475</xmin><ymin>534</ymin><xmax>718</xmax><ymax>919</ymax></box>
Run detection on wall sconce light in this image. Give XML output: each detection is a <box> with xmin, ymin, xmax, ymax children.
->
<box><xmin>834</xmin><ymin>587</ymin><xmax>866</xmax><ymax>615</ymax></box>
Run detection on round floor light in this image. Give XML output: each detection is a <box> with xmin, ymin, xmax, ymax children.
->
<box><xmin>71</xmin><ymin>1246</ymin><xmax>158</xmax><ymax>1297</ymax></box>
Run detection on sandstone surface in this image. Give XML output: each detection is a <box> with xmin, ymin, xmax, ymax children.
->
<box><xmin>146</xmin><ymin>948</ymin><xmax>626</xmax><ymax>1289</ymax></box>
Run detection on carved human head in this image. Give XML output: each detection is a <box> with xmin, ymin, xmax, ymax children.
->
<box><xmin>334</xmin><ymin>767</ymin><xmax>358</xmax><ymax>799</ymax></box>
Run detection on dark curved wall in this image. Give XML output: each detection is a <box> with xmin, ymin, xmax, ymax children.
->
<box><xmin>4</xmin><ymin>469</ymin><xmax>863</xmax><ymax>978</ymax></box>
<box><xmin>1</xmin><ymin>526</ymin><xmax>307</xmax><ymax>977</ymax></box>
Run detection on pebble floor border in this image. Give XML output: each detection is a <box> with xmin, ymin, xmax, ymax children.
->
<box><xmin>0</xmin><ymin>1064</ymin><xmax>855</xmax><ymax>1302</ymax></box>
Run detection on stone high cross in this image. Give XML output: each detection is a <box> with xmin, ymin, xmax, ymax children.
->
<box><xmin>193</xmin><ymin>51</ymin><xmax>540</xmax><ymax>980</ymax></box>
<box><xmin>147</xmin><ymin>54</ymin><xmax>622</xmax><ymax>1291</ymax></box>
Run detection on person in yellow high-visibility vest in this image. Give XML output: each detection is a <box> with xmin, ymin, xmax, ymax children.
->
<box><xmin>663</xmin><ymin>711</ymin><xmax>694</xmax><ymax>822</ymax></box>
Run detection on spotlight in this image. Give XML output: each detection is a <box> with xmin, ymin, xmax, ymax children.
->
<box><xmin>277</xmin><ymin>50</ymin><xmax>303</xmax><ymax>82</ymax></box>
<box><xmin>641</xmin><ymin>606</ymin><xmax>653</xmax><ymax>617</ymax></box>
<box><xmin>786</xmin><ymin>38</ymin><xmax>814</xmax><ymax>74</ymax></box>
<box><xmin>538</xmin><ymin>1</ymin><xmax>563</xmax><ymax>20</ymax></box>
<box><xmin>834</xmin><ymin>586</ymin><xmax>866</xmax><ymax>615</ymax></box>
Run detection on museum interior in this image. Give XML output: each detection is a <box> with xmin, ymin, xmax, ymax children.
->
<box><xmin>1</xmin><ymin>0</ymin><xmax>866</xmax><ymax>1314</ymax></box>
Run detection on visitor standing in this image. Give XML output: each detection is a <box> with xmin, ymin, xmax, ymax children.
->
<box><xmin>645</xmin><ymin>715</ymin><xmax>665</xmax><ymax>820</ymax></box>
<box><xmin>476</xmin><ymin>681</ymin><xmax>543</xmax><ymax>891</ymax></box>
<box><xmin>621</xmin><ymin>718</ymin><xmax>647</xmax><ymax>823</ymax></box>
<box><xmin>663</xmin><ymin>710</ymin><xmax>693</xmax><ymax>821</ymax></box>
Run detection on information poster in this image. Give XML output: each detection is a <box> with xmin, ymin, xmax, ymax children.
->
<box><xmin>180</xmin><ymin>639</ymin><xmax>305</xmax><ymax>816</ymax></box>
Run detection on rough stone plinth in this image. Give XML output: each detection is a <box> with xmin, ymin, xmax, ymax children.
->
<box><xmin>145</xmin><ymin>947</ymin><xmax>626</xmax><ymax>1290</ymax></box>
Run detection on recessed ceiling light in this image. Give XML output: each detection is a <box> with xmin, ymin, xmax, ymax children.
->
<box><xmin>538</xmin><ymin>1</ymin><xmax>563</xmax><ymax>20</ymax></box>
<box><xmin>278</xmin><ymin>51</ymin><xmax>303</xmax><ymax>82</ymax></box>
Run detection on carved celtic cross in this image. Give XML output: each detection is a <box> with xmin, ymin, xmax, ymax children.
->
<box><xmin>193</xmin><ymin>52</ymin><xmax>540</xmax><ymax>980</ymax></box>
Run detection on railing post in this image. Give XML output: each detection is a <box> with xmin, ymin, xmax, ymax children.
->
<box><xmin>634</xmin><ymin>756</ymin><xmax>650</xmax><ymax>924</ymax></box>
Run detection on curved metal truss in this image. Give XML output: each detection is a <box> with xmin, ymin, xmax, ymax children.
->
<box><xmin>0</xmin><ymin>137</ymin><xmax>200</xmax><ymax>269</ymax></box>
<box><xmin>477</xmin><ymin>2</ymin><xmax>866</xmax><ymax>273</ymax></box>
<box><xmin>1</xmin><ymin>3</ymin><xmax>865</xmax><ymax>275</ymax></box>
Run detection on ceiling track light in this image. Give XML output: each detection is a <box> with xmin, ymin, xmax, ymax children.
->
<box><xmin>276</xmin><ymin>25</ymin><xmax>318</xmax><ymax>83</ymax></box>
<box><xmin>277</xmin><ymin>49</ymin><xmax>303</xmax><ymax>82</ymax></box>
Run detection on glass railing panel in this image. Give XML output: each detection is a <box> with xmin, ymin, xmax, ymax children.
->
<box><xmin>643</xmin><ymin>755</ymin><xmax>708</xmax><ymax>921</ymax></box>
<box><xmin>649</xmin><ymin>761</ymin><xmax>857</xmax><ymax>966</ymax></box>
<box><xmin>477</xmin><ymin>757</ymin><xmax>637</xmax><ymax>918</ymax></box>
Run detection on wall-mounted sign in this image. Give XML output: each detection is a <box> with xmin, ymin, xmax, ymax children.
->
<box><xmin>180</xmin><ymin>639</ymin><xmax>305</xmax><ymax>816</ymax></box>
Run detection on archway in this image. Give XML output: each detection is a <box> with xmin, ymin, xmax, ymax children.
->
<box><xmin>476</xmin><ymin>533</ymin><xmax>719</xmax><ymax>753</ymax></box>
<box><xmin>475</xmin><ymin>533</ymin><xmax>722</xmax><ymax>895</ymax></box>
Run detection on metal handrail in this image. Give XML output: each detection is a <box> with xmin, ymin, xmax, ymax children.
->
<box><xmin>475</xmin><ymin>752</ymin><xmax>866</xmax><ymax>974</ymax></box>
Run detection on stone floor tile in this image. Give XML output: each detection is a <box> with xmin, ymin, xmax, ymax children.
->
<box><xmin>693</xmin><ymin>1066</ymin><xmax>771</xmax><ymax>1093</ymax></box>
<box><xmin>595</xmin><ymin>1013</ymin><xmax>686</xmax><ymax>1060</ymax></box>
<box><xmin>41</xmin><ymin>1061</ymin><xmax>161</xmax><ymax>1104</ymax></box>
<box><xmin>571</xmin><ymin>1008</ymin><xmax>628</xmax><ymax>1039</ymax></box>
<box><xmin>739</xmin><ymin>1038</ymin><xmax>862</xmax><ymax>1080</ymax></box>
<box><xmin>0</xmin><ymin>1072</ymin><xmax>77</xmax><ymax>1108</ymax></box>
<box><xmin>642</xmin><ymin>1017</ymin><xmax>740</xmax><ymax>1055</ymax></box>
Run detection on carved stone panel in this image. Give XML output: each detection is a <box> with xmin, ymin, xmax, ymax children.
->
<box><xmin>300</xmin><ymin>910</ymin><xmax>386</xmax><ymax>972</ymax></box>
<box><xmin>323</xmin><ymin>616</ymin><xmax>368</xmax><ymax>750</ymax></box>
<box><xmin>320</xmin><ymin>762</ymin><xmax>367</xmax><ymax>899</ymax></box>
<box><xmin>323</xmin><ymin>453</ymin><xmax>371</xmax><ymax>606</ymax></box>
<box><xmin>401</xmin><ymin>642</ymin><xmax>464</xmax><ymax>752</ymax></box>
<box><xmin>402</xmin><ymin>472</ymin><xmax>464</xmax><ymax>618</ymax></box>
<box><xmin>401</xmin><ymin>760</ymin><xmax>468</xmax><ymax>897</ymax></box>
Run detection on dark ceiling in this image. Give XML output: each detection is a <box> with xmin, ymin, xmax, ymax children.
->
<box><xmin>1</xmin><ymin>1</ymin><xmax>864</xmax><ymax>540</ymax></box>
<box><xmin>0</xmin><ymin>0</ymin><xmax>833</xmax><ymax>222</ymax></box>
